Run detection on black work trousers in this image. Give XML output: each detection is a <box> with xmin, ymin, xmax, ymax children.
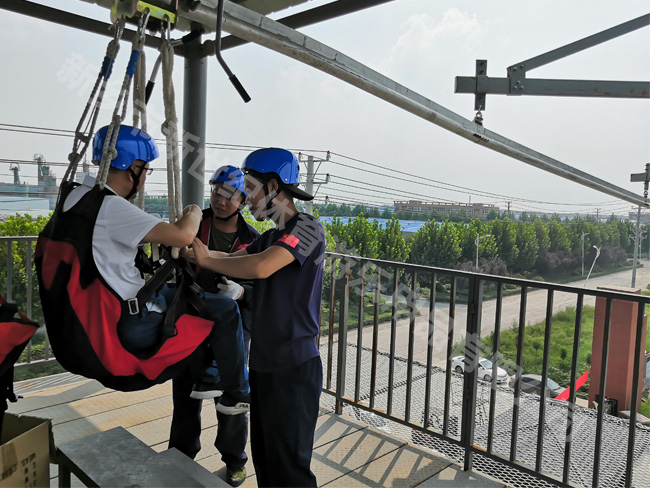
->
<box><xmin>168</xmin><ymin>367</ymin><xmax>248</xmax><ymax>470</ymax></box>
<box><xmin>250</xmin><ymin>356</ymin><xmax>322</xmax><ymax>487</ymax></box>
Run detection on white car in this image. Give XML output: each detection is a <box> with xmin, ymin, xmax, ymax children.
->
<box><xmin>451</xmin><ymin>356</ymin><xmax>509</xmax><ymax>384</ymax></box>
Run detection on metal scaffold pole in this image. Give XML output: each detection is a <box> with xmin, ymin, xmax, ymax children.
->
<box><xmin>630</xmin><ymin>163</ymin><xmax>650</xmax><ymax>288</ymax></box>
<box><xmin>182</xmin><ymin>26</ymin><xmax>208</xmax><ymax>209</ymax></box>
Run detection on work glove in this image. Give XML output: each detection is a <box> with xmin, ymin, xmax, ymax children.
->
<box><xmin>217</xmin><ymin>276</ymin><xmax>244</xmax><ymax>300</ymax></box>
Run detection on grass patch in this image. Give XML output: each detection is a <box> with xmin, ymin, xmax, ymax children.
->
<box><xmin>15</xmin><ymin>335</ymin><xmax>65</xmax><ymax>381</ymax></box>
<box><xmin>482</xmin><ymin>307</ymin><xmax>596</xmax><ymax>399</ymax></box>
<box><xmin>320</xmin><ymin>299</ymin><xmax>415</xmax><ymax>336</ymax></box>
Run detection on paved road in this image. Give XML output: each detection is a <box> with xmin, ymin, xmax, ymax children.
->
<box><xmin>326</xmin><ymin>258</ymin><xmax>649</xmax><ymax>368</ymax></box>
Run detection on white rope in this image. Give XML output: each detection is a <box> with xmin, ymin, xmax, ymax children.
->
<box><xmin>63</xmin><ymin>19</ymin><xmax>125</xmax><ymax>185</ymax></box>
<box><xmin>133</xmin><ymin>48</ymin><xmax>147</xmax><ymax>132</ymax></box>
<box><xmin>160</xmin><ymin>21</ymin><xmax>182</xmax><ymax>259</ymax></box>
<box><xmin>133</xmin><ymin>18</ymin><xmax>148</xmax><ymax>210</ymax></box>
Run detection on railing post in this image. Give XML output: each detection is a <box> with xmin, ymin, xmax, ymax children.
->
<box><xmin>443</xmin><ymin>276</ymin><xmax>457</xmax><ymax>437</ymax></box>
<box><xmin>369</xmin><ymin>265</ymin><xmax>381</xmax><ymax>410</ymax></box>
<box><xmin>354</xmin><ymin>262</ymin><xmax>366</xmax><ymax>403</ymax></box>
<box><xmin>26</xmin><ymin>240</ymin><xmax>33</xmax><ymax>318</ymax></box>
<box><xmin>326</xmin><ymin>258</ymin><xmax>337</xmax><ymax>390</ymax></box>
<box><xmin>6</xmin><ymin>240</ymin><xmax>13</xmax><ymax>302</ymax></box>
<box><xmin>335</xmin><ymin>260</ymin><xmax>351</xmax><ymax>415</ymax></box>
<box><xmin>462</xmin><ymin>274</ymin><xmax>483</xmax><ymax>472</ymax></box>
<box><xmin>625</xmin><ymin>302</ymin><xmax>647</xmax><ymax>488</ymax></box>
<box><xmin>405</xmin><ymin>269</ymin><xmax>417</xmax><ymax>422</ymax></box>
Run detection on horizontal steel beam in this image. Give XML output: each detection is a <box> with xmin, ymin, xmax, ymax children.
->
<box><xmin>456</xmin><ymin>14</ymin><xmax>650</xmax><ymax>107</ymax></box>
<box><xmin>179</xmin><ymin>1</ymin><xmax>649</xmax><ymax>207</ymax></box>
<box><xmin>455</xmin><ymin>77</ymin><xmax>649</xmax><ymax>98</ymax></box>
<box><xmin>1</xmin><ymin>0</ymin><xmax>165</xmax><ymax>51</ymax></box>
<box><xmin>3</xmin><ymin>0</ymin><xmax>396</xmax><ymax>56</ymax></box>
<box><xmin>221</xmin><ymin>0</ymin><xmax>396</xmax><ymax>50</ymax></box>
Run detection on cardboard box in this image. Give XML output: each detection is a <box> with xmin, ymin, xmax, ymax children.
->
<box><xmin>1</xmin><ymin>413</ymin><xmax>54</xmax><ymax>488</ymax></box>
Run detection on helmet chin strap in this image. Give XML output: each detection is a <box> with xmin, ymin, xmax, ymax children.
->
<box><xmin>125</xmin><ymin>168</ymin><xmax>141</xmax><ymax>200</ymax></box>
<box><xmin>263</xmin><ymin>181</ymin><xmax>278</xmax><ymax>211</ymax></box>
<box><xmin>213</xmin><ymin>209</ymin><xmax>239</xmax><ymax>221</ymax></box>
<box><xmin>213</xmin><ymin>195</ymin><xmax>246</xmax><ymax>221</ymax></box>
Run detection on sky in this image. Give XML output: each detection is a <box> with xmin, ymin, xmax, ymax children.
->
<box><xmin>0</xmin><ymin>0</ymin><xmax>649</xmax><ymax>217</ymax></box>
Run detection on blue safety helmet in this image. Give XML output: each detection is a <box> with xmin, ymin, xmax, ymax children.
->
<box><xmin>241</xmin><ymin>148</ymin><xmax>313</xmax><ymax>201</ymax></box>
<box><xmin>209</xmin><ymin>165</ymin><xmax>246</xmax><ymax>197</ymax></box>
<box><xmin>92</xmin><ymin>125</ymin><xmax>159</xmax><ymax>170</ymax></box>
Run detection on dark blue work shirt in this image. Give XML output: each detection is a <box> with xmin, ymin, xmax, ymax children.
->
<box><xmin>245</xmin><ymin>212</ymin><xmax>325</xmax><ymax>372</ymax></box>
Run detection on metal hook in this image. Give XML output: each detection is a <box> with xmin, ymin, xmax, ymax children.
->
<box><xmin>137</xmin><ymin>9</ymin><xmax>151</xmax><ymax>44</ymax></box>
<box><xmin>473</xmin><ymin>105</ymin><xmax>484</xmax><ymax>126</ymax></box>
<box><xmin>215</xmin><ymin>0</ymin><xmax>251</xmax><ymax>103</ymax></box>
<box><xmin>165</xmin><ymin>15</ymin><xmax>172</xmax><ymax>42</ymax></box>
<box><xmin>110</xmin><ymin>17</ymin><xmax>126</xmax><ymax>42</ymax></box>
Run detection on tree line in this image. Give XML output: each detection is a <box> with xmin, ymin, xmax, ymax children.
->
<box><xmin>325</xmin><ymin>214</ymin><xmax>646</xmax><ymax>279</ymax></box>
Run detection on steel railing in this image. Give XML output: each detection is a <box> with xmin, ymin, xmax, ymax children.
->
<box><xmin>1</xmin><ymin>236</ymin><xmax>54</xmax><ymax>368</ymax></box>
<box><xmin>4</xmin><ymin>236</ymin><xmax>649</xmax><ymax>487</ymax></box>
<box><xmin>321</xmin><ymin>252</ymin><xmax>649</xmax><ymax>488</ymax></box>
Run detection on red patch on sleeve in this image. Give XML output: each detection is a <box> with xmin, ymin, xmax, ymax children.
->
<box><xmin>279</xmin><ymin>234</ymin><xmax>300</xmax><ymax>248</ymax></box>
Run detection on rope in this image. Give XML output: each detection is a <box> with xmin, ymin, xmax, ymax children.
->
<box><xmin>63</xmin><ymin>19</ymin><xmax>125</xmax><ymax>185</ymax></box>
<box><xmin>97</xmin><ymin>12</ymin><xmax>150</xmax><ymax>188</ymax></box>
<box><xmin>160</xmin><ymin>19</ymin><xmax>182</xmax><ymax>259</ymax></box>
<box><xmin>133</xmin><ymin>13</ymin><xmax>149</xmax><ymax>210</ymax></box>
<box><xmin>133</xmin><ymin>48</ymin><xmax>147</xmax><ymax>132</ymax></box>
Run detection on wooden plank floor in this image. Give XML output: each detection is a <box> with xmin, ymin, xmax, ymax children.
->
<box><xmin>9</xmin><ymin>372</ymin><xmax>510</xmax><ymax>487</ymax></box>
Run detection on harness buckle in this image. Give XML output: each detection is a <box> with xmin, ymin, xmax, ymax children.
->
<box><xmin>189</xmin><ymin>282</ymin><xmax>203</xmax><ymax>296</ymax></box>
<box><xmin>127</xmin><ymin>298</ymin><xmax>140</xmax><ymax>315</ymax></box>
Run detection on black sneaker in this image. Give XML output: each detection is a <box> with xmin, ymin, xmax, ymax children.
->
<box><xmin>216</xmin><ymin>393</ymin><xmax>250</xmax><ymax>415</ymax></box>
<box><xmin>190</xmin><ymin>383</ymin><xmax>223</xmax><ymax>400</ymax></box>
<box><xmin>226</xmin><ymin>466</ymin><xmax>246</xmax><ymax>487</ymax></box>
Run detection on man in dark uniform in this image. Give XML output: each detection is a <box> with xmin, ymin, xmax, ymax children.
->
<box><xmin>187</xmin><ymin>148</ymin><xmax>325</xmax><ymax>487</ymax></box>
<box><xmin>169</xmin><ymin>166</ymin><xmax>259</xmax><ymax>487</ymax></box>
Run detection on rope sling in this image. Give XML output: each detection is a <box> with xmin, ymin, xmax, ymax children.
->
<box><xmin>62</xmin><ymin>19</ymin><xmax>125</xmax><ymax>187</ymax></box>
<box><xmin>34</xmin><ymin>9</ymin><xmax>213</xmax><ymax>391</ymax></box>
<box><xmin>132</xmin><ymin>12</ymin><xmax>148</xmax><ymax>211</ymax></box>
<box><xmin>96</xmin><ymin>12</ymin><xmax>151</xmax><ymax>190</ymax></box>
<box><xmin>160</xmin><ymin>18</ymin><xmax>183</xmax><ymax>259</ymax></box>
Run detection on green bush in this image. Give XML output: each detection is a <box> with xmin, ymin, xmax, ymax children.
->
<box><xmin>14</xmin><ymin>334</ymin><xmax>65</xmax><ymax>381</ymax></box>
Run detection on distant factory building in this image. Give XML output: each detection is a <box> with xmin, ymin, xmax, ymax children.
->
<box><xmin>0</xmin><ymin>154</ymin><xmax>95</xmax><ymax>218</ymax></box>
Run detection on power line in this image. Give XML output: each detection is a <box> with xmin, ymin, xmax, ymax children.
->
<box><xmin>0</xmin><ymin>122</ymin><xmax>628</xmax><ymax>211</ymax></box>
<box><xmin>328</xmin><ymin>151</ymin><xmax>621</xmax><ymax>207</ymax></box>
<box><xmin>330</xmin><ymin>175</ymin><xmax>464</xmax><ymax>204</ymax></box>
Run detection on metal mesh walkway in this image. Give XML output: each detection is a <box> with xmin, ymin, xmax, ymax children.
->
<box><xmin>321</xmin><ymin>341</ymin><xmax>650</xmax><ymax>488</ymax></box>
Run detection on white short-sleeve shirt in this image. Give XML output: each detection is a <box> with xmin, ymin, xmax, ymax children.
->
<box><xmin>63</xmin><ymin>175</ymin><xmax>161</xmax><ymax>300</ymax></box>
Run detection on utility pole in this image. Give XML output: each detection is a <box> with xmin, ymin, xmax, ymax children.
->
<box><xmin>507</xmin><ymin>201</ymin><xmax>511</xmax><ymax>218</ymax></box>
<box><xmin>299</xmin><ymin>152</ymin><xmax>330</xmax><ymax>215</ymax></box>
<box><xmin>304</xmin><ymin>155</ymin><xmax>315</xmax><ymax>215</ymax></box>
<box><xmin>630</xmin><ymin>163</ymin><xmax>650</xmax><ymax>288</ymax></box>
<box><xmin>596</xmin><ymin>208</ymin><xmax>600</xmax><ymax>222</ymax></box>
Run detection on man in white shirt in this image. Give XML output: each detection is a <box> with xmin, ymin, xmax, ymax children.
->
<box><xmin>65</xmin><ymin>124</ymin><xmax>250</xmax><ymax>413</ymax></box>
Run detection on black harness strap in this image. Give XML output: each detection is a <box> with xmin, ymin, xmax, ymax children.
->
<box><xmin>134</xmin><ymin>258</ymin><xmax>177</xmax><ymax>311</ymax></box>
